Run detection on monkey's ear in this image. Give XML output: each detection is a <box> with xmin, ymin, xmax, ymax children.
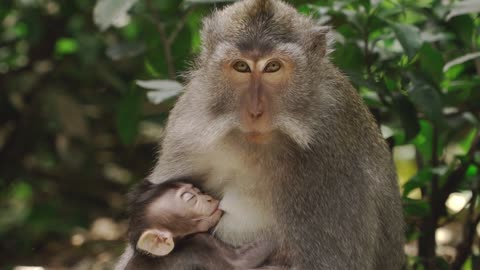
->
<box><xmin>306</xmin><ymin>26</ymin><xmax>332</xmax><ymax>56</ymax></box>
<box><xmin>136</xmin><ymin>229</ymin><xmax>175</xmax><ymax>256</ymax></box>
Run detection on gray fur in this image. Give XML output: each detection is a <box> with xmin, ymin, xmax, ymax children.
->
<box><xmin>116</xmin><ymin>0</ymin><xmax>405</xmax><ymax>269</ymax></box>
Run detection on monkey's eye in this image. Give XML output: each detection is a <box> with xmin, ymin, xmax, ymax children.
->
<box><xmin>233</xmin><ymin>61</ymin><xmax>251</xmax><ymax>73</ymax></box>
<box><xmin>181</xmin><ymin>192</ymin><xmax>195</xmax><ymax>201</ymax></box>
<box><xmin>264</xmin><ymin>61</ymin><xmax>281</xmax><ymax>73</ymax></box>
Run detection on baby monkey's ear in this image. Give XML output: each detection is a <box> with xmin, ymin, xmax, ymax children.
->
<box><xmin>137</xmin><ymin>229</ymin><xmax>175</xmax><ymax>256</ymax></box>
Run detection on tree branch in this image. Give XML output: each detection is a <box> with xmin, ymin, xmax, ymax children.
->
<box><xmin>418</xmin><ymin>125</ymin><xmax>440</xmax><ymax>269</ymax></box>
<box><xmin>145</xmin><ymin>1</ymin><xmax>194</xmax><ymax>80</ymax></box>
<box><xmin>167</xmin><ymin>7</ymin><xmax>194</xmax><ymax>45</ymax></box>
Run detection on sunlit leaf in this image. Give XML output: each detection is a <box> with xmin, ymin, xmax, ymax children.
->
<box><xmin>446</xmin><ymin>0</ymin><xmax>480</xmax><ymax>20</ymax></box>
<box><xmin>136</xmin><ymin>79</ymin><xmax>182</xmax><ymax>91</ymax></box>
<box><xmin>413</xmin><ymin>120</ymin><xmax>434</xmax><ymax>162</ymax></box>
<box><xmin>93</xmin><ymin>0</ymin><xmax>138</xmax><ymax>31</ymax></box>
<box><xmin>146</xmin><ymin>89</ymin><xmax>180</xmax><ymax>104</ymax></box>
<box><xmin>391</xmin><ymin>23</ymin><xmax>422</xmax><ymax>59</ymax></box>
<box><xmin>137</xmin><ymin>80</ymin><xmax>183</xmax><ymax>104</ymax></box>
<box><xmin>444</xmin><ymin>64</ymin><xmax>464</xmax><ymax>80</ymax></box>
<box><xmin>443</xmin><ymin>52</ymin><xmax>480</xmax><ymax>72</ymax></box>
<box><xmin>459</xmin><ymin>128</ymin><xmax>478</xmax><ymax>153</ymax></box>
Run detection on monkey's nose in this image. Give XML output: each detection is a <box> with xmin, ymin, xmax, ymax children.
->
<box><xmin>249</xmin><ymin>110</ymin><xmax>263</xmax><ymax>120</ymax></box>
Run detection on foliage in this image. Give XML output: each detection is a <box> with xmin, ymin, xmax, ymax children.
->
<box><xmin>0</xmin><ymin>0</ymin><xmax>479</xmax><ymax>269</ymax></box>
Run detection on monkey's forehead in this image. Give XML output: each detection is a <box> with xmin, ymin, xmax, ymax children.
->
<box><xmin>202</xmin><ymin>0</ymin><xmax>318</xmax><ymax>53</ymax></box>
<box><xmin>210</xmin><ymin>41</ymin><xmax>307</xmax><ymax>65</ymax></box>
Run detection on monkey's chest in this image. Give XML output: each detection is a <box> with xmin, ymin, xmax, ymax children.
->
<box><xmin>201</xmin><ymin>147</ymin><xmax>275</xmax><ymax>245</ymax></box>
<box><xmin>215</xmin><ymin>187</ymin><xmax>273</xmax><ymax>245</ymax></box>
<box><xmin>205</xmin><ymin>174</ymin><xmax>273</xmax><ymax>245</ymax></box>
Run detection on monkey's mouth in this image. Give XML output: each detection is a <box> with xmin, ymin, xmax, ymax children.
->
<box><xmin>209</xmin><ymin>201</ymin><xmax>222</xmax><ymax>216</ymax></box>
<box><xmin>245</xmin><ymin>131</ymin><xmax>272</xmax><ymax>144</ymax></box>
<box><xmin>208</xmin><ymin>208</ymin><xmax>223</xmax><ymax>226</ymax></box>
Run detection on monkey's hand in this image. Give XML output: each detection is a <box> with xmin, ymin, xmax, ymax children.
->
<box><xmin>232</xmin><ymin>239</ymin><xmax>276</xmax><ymax>269</ymax></box>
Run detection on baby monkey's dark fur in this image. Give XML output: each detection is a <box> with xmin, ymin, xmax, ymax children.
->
<box><xmin>126</xmin><ymin>180</ymin><xmax>279</xmax><ymax>270</ymax></box>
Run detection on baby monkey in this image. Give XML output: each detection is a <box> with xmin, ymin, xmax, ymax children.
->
<box><xmin>126</xmin><ymin>180</ymin><xmax>276</xmax><ymax>270</ymax></box>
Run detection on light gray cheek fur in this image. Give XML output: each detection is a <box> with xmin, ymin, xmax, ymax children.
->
<box><xmin>274</xmin><ymin>115</ymin><xmax>314</xmax><ymax>150</ymax></box>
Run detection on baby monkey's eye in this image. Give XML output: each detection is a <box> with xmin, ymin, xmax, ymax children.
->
<box><xmin>233</xmin><ymin>61</ymin><xmax>251</xmax><ymax>73</ymax></box>
<box><xmin>181</xmin><ymin>192</ymin><xmax>195</xmax><ymax>201</ymax></box>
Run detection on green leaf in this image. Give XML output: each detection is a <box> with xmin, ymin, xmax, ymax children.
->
<box><xmin>55</xmin><ymin>38</ymin><xmax>78</xmax><ymax>55</ymax></box>
<box><xmin>466</xmin><ymin>165</ymin><xmax>478</xmax><ymax>178</ymax></box>
<box><xmin>402</xmin><ymin>169</ymin><xmax>433</xmax><ymax>197</ymax></box>
<box><xmin>116</xmin><ymin>87</ymin><xmax>142</xmax><ymax>145</ymax></box>
<box><xmin>459</xmin><ymin>128</ymin><xmax>478</xmax><ymax>153</ymax></box>
<box><xmin>419</xmin><ymin>44</ymin><xmax>444</xmax><ymax>82</ymax></box>
<box><xmin>447</xmin><ymin>15</ymin><xmax>474</xmax><ymax>45</ymax></box>
<box><xmin>403</xmin><ymin>197</ymin><xmax>430</xmax><ymax>217</ymax></box>
<box><xmin>408</xmin><ymin>79</ymin><xmax>443</xmax><ymax>126</ymax></box>
<box><xmin>14</xmin><ymin>22</ymin><xmax>28</xmax><ymax>38</ymax></box>
<box><xmin>333</xmin><ymin>42</ymin><xmax>364</xmax><ymax>71</ymax></box>
<box><xmin>444</xmin><ymin>64</ymin><xmax>464</xmax><ymax>81</ymax></box>
<box><xmin>391</xmin><ymin>23</ymin><xmax>422</xmax><ymax>59</ymax></box>
<box><xmin>392</xmin><ymin>94</ymin><xmax>420</xmax><ymax>141</ymax></box>
<box><xmin>413</xmin><ymin>120</ymin><xmax>434</xmax><ymax>162</ymax></box>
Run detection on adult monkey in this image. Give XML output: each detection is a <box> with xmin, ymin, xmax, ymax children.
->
<box><xmin>116</xmin><ymin>0</ymin><xmax>405</xmax><ymax>269</ymax></box>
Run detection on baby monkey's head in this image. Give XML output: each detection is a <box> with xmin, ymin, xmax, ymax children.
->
<box><xmin>128</xmin><ymin>181</ymin><xmax>222</xmax><ymax>256</ymax></box>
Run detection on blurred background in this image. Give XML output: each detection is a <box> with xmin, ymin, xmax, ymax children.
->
<box><xmin>0</xmin><ymin>0</ymin><xmax>479</xmax><ymax>269</ymax></box>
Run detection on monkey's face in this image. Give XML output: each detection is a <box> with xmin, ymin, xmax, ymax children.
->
<box><xmin>148</xmin><ymin>183</ymin><xmax>222</xmax><ymax>235</ymax></box>
<box><xmin>195</xmin><ymin>0</ymin><xmax>331</xmax><ymax>148</ymax></box>
<box><xmin>205</xmin><ymin>42</ymin><xmax>315</xmax><ymax>147</ymax></box>
<box><xmin>224</xmin><ymin>50</ymin><xmax>294</xmax><ymax>143</ymax></box>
